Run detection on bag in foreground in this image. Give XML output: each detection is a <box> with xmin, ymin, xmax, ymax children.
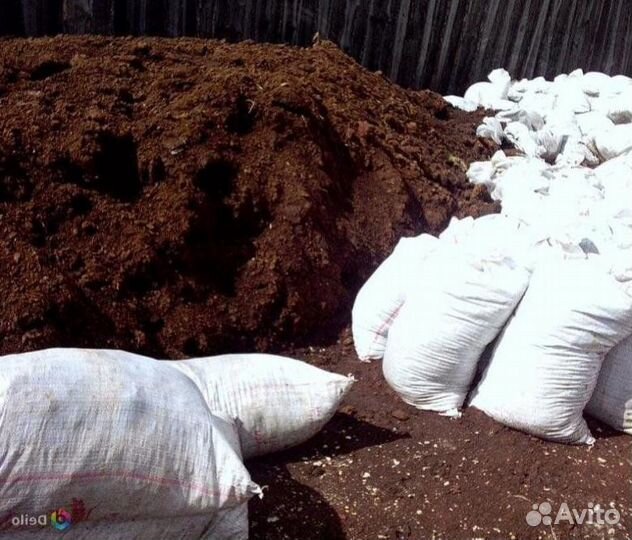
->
<box><xmin>0</xmin><ymin>348</ymin><xmax>259</xmax><ymax>539</ymax></box>
<box><xmin>173</xmin><ymin>353</ymin><xmax>354</xmax><ymax>458</ymax></box>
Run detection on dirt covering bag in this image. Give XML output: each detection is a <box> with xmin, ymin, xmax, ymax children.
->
<box><xmin>352</xmin><ymin>234</ymin><xmax>439</xmax><ymax>361</ymax></box>
<box><xmin>586</xmin><ymin>335</ymin><xmax>632</xmax><ymax>434</ymax></box>
<box><xmin>0</xmin><ymin>348</ymin><xmax>259</xmax><ymax>539</ymax></box>
<box><xmin>173</xmin><ymin>354</ymin><xmax>354</xmax><ymax>458</ymax></box>
<box><xmin>382</xmin><ymin>236</ymin><xmax>530</xmax><ymax>415</ymax></box>
<box><xmin>470</xmin><ymin>259</ymin><xmax>632</xmax><ymax>444</ymax></box>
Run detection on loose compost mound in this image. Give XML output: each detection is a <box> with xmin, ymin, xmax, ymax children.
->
<box><xmin>0</xmin><ymin>36</ymin><xmax>496</xmax><ymax>357</ymax></box>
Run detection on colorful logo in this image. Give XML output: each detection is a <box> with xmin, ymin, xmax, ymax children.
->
<box><xmin>50</xmin><ymin>509</ymin><xmax>72</xmax><ymax>531</ymax></box>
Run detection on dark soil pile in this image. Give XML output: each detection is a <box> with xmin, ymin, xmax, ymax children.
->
<box><xmin>0</xmin><ymin>36</ymin><xmax>496</xmax><ymax>358</ymax></box>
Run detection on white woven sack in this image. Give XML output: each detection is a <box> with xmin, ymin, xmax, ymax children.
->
<box><xmin>440</xmin><ymin>214</ymin><xmax>533</xmax><ymax>268</ymax></box>
<box><xmin>594</xmin><ymin>124</ymin><xmax>632</xmax><ymax>161</ymax></box>
<box><xmin>443</xmin><ymin>95</ymin><xmax>478</xmax><ymax>112</ymax></box>
<box><xmin>351</xmin><ymin>234</ymin><xmax>439</xmax><ymax>361</ymax></box>
<box><xmin>463</xmin><ymin>69</ymin><xmax>511</xmax><ymax>109</ymax></box>
<box><xmin>438</xmin><ymin>216</ymin><xmax>474</xmax><ymax>245</ymax></box>
<box><xmin>470</xmin><ymin>259</ymin><xmax>632</xmax><ymax>444</ymax></box>
<box><xmin>586</xmin><ymin>335</ymin><xmax>632</xmax><ymax>434</ymax></box>
<box><xmin>576</xmin><ymin>111</ymin><xmax>614</xmax><ymax>138</ymax></box>
<box><xmin>602</xmin><ymin>89</ymin><xmax>632</xmax><ymax>124</ymax></box>
<box><xmin>518</xmin><ymin>91</ymin><xmax>556</xmax><ymax>120</ymax></box>
<box><xmin>382</xmin><ymin>240</ymin><xmax>530</xmax><ymax>415</ymax></box>
<box><xmin>504</xmin><ymin>122</ymin><xmax>538</xmax><ymax>157</ymax></box>
<box><xmin>0</xmin><ymin>348</ymin><xmax>258</xmax><ymax>538</ymax></box>
<box><xmin>594</xmin><ymin>153</ymin><xmax>632</xmax><ymax>221</ymax></box>
<box><xmin>551</xmin><ymin>79</ymin><xmax>590</xmax><ymax>114</ymax></box>
<box><xmin>173</xmin><ymin>354</ymin><xmax>354</xmax><ymax>458</ymax></box>
<box><xmin>476</xmin><ymin>117</ymin><xmax>504</xmax><ymax>145</ymax></box>
<box><xmin>580</xmin><ymin>72</ymin><xmax>612</xmax><ymax>97</ymax></box>
<box><xmin>488</xmin><ymin>156</ymin><xmax>549</xmax><ymax>206</ymax></box>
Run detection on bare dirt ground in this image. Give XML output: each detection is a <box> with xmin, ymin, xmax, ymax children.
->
<box><xmin>250</xmin><ymin>334</ymin><xmax>632</xmax><ymax>540</ymax></box>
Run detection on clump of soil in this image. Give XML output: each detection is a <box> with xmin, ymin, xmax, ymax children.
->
<box><xmin>0</xmin><ymin>36</ymin><xmax>496</xmax><ymax>357</ymax></box>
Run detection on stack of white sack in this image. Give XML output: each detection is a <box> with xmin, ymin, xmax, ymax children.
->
<box><xmin>450</xmin><ymin>68</ymin><xmax>632</xmax><ymax>166</ymax></box>
<box><xmin>351</xmin><ymin>215</ymin><xmax>534</xmax><ymax>365</ymax></box>
<box><xmin>451</xmin><ymin>70</ymin><xmax>632</xmax><ymax>440</ymax></box>
<box><xmin>352</xmin><ymin>214</ymin><xmax>532</xmax><ymax>415</ymax></box>
<box><xmin>466</xmin><ymin>148</ymin><xmax>632</xmax><ymax>261</ymax></box>
<box><xmin>351</xmin><ymin>209</ymin><xmax>632</xmax><ymax>440</ymax></box>
<box><xmin>470</xmin><ymin>257</ymin><xmax>632</xmax><ymax>444</ymax></box>
<box><xmin>0</xmin><ymin>349</ymin><xmax>352</xmax><ymax>538</ymax></box>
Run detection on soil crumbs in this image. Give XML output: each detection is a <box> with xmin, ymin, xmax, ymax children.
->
<box><xmin>251</xmin><ymin>336</ymin><xmax>632</xmax><ymax>540</ymax></box>
<box><xmin>0</xmin><ymin>36</ymin><xmax>628</xmax><ymax>540</ymax></box>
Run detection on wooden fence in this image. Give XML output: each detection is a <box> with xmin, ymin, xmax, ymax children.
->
<box><xmin>2</xmin><ymin>0</ymin><xmax>632</xmax><ymax>94</ymax></box>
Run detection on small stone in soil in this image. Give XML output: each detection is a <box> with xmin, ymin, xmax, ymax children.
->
<box><xmin>340</xmin><ymin>405</ymin><xmax>357</xmax><ymax>416</ymax></box>
<box><xmin>391</xmin><ymin>409</ymin><xmax>411</xmax><ymax>421</ymax></box>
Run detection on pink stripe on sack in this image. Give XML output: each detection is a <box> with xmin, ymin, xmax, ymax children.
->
<box><xmin>1</xmin><ymin>471</ymin><xmax>226</xmax><ymax>497</ymax></box>
<box><xmin>369</xmin><ymin>303</ymin><xmax>403</xmax><ymax>352</ymax></box>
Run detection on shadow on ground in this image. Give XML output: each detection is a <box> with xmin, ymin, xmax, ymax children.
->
<box><xmin>249</xmin><ymin>465</ymin><xmax>347</xmax><ymax>540</ymax></box>
<box><xmin>248</xmin><ymin>413</ymin><xmax>408</xmax><ymax>540</ymax></box>
<box><xmin>251</xmin><ymin>413</ymin><xmax>410</xmax><ymax>465</ymax></box>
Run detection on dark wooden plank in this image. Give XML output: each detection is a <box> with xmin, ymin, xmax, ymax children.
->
<box><xmin>0</xmin><ymin>0</ymin><xmax>26</xmax><ymax>35</ymax></box>
<box><xmin>5</xmin><ymin>0</ymin><xmax>632</xmax><ymax>93</ymax></box>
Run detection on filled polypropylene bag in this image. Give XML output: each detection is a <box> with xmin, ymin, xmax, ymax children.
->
<box><xmin>581</xmin><ymin>71</ymin><xmax>613</xmax><ymax>97</ymax></box>
<box><xmin>439</xmin><ymin>214</ymin><xmax>533</xmax><ymax>266</ymax></box>
<box><xmin>518</xmin><ymin>90</ymin><xmax>556</xmax><ymax>119</ymax></box>
<box><xmin>0</xmin><ymin>348</ymin><xmax>259</xmax><ymax>539</ymax></box>
<box><xmin>476</xmin><ymin>117</ymin><xmax>504</xmax><ymax>145</ymax></box>
<box><xmin>443</xmin><ymin>95</ymin><xmax>478</xmax><ymax>112</ymax></box>
<box><xmin>485</xmin><ymin>155</ymin><xmax>550</xmax><ymax>205</ymax></box>
<box><xmin>465</xmin><ymin>151</ymin><xmax>550</xmax><ymax>204</ymax></box>
<box><xmin>551</xmin><ymin>79</ymin><xmax>590</xmax><ymax>114</ymax></box>
<box><xmin>173</xmin><ymin>354</ymin><xmax>354</xmax><ymax>458</ymax></box>
<box><xmin>470</xmin><ymin>259</ymin><xmax>632</xmax><ymax>444</ymax></box>
<box><xmin>585</xmin><ymin>335</ymin><xmax>632</xmax><ymax>434</ymax></box>
<box><xmin>496</xmin><ymin>107</ymin><xmax>544</xmax><ymax>130</ymax></box>
<box><xmin>352</xmin><ymin>234</ymin><xmax>439</xmax><ymax>361</ymax></box>
<box><xmin>575</xmin><ymin>111</ymin><xmax>614</xmax><ymax>138</ymax></box>
<box><xmin>593</xmin><ymin>88</ymin><xmax>632</xmax><ymax>124</ymax></box>
<box><xmin>463</xmin><ymin>69</ymin><xmax>512</xmax><ymax>109</ymax></box>
<box><xmin>593</xmin><ymin>155</ymin><xmax>632</xmax><ymax>223</ymax></box>
<box><xmin>594</xmin><ymin>124</ymin><xmax>632</xmax><ymax>161</ymax></box>
<box><xmin>503</xmin><ymin>122</ymin><xmax>538</xmax><ymax>157</ymax></box>
<box><xmin>383</xmin><ymin>237</ymin><xmax>530</xmax><ymax>415</ymax></box>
